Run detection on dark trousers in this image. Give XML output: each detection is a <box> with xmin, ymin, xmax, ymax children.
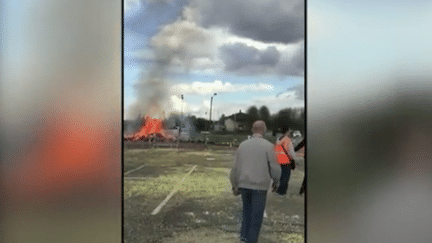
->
<box><xmin>239</xmin><ymin>188</ymin><xmax>267</xmax><ymax>243</ymax></box>
<box><xmin>276</xmin><ymin>164</ymin><xmax>291</xmax><ymax>195</ymax></box>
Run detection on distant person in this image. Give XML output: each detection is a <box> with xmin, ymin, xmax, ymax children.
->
<box><xmin>274</xmin><ymin>127</ymin><xmax>296</xmax><ymax>196</ymax></box>
<box><xmin>230</xmin><ymin>120</ymin><xmax>281</xmax><ymax>243</ymax></box>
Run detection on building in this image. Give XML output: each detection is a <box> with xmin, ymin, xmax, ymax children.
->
<box><xmin>224</xmin><ymin>110</ymin><xmax>254</xmax><ymax>132</ymax></box>
<box><xmin>213</xmin><ymin>123</ymin><xmax>225</xmax><ymax>131</ymax></box>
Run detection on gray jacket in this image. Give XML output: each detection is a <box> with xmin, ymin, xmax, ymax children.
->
<box><xmin>230</xmin><ymin>134</ymin><xmax>281</xmax><ymax>191</ymax></box>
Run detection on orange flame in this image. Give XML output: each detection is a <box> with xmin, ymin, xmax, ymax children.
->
<box><xmin>125</xmin><ymin>116</ymin><xmax>169</xmax><ymax>141</ymax></box>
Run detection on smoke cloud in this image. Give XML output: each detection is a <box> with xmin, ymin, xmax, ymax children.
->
<box><xmin>126</xmin><ymin>6</ymin><xmax>215</xmax><ymax>119</ymax></box>
<box><xmin>125</xmin><ymin>0</ymin><xmax>305</xmax><ymax>119</ymax></box>
<box><xmin>170</xmin><ymin>80</ymin><xmax>273</xmax><ymax>95</ymax></box>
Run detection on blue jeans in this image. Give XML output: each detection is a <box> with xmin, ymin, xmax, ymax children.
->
<box><xmin>239</xmin><ymin>188</ymin><xmax>267</xmax><ymax>243</ymax></box>
<box><xmin>276</xmin><ymin>164</ymin><xmax>291</xmax><ymax>195</ymax></box>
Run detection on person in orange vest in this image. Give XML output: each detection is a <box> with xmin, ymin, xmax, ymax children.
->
<box><xmin>274</xmin><ymin>127</ymin><xmax>296</xmax><ymax>196</ymax></box>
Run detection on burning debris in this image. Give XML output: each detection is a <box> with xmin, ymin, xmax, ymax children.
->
<box><xmin>124</xmin><ymin>116</ymin><xmax>176</xmax><ymax>142</ymax></box>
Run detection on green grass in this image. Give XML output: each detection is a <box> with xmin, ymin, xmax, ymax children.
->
<box><xmin>123</xmin><ymin>147</ymin><xmax>305</xmax><ymax>243</ymax></box>
<box><xmin>191</xmin><ymin>134</ymin><xmax>279</xmax><ymax>145</ymax></box>
<box><xmin>124</xmin><ymin>177</ymin><xmax>177</xmax><ymax>200</ymax></box>
<box><xmin>124</xmin><ymin>149</ymin><xmax>234</xmax><ymax>200</ymax></box>
<box><xmin>179</xmin><ymin>167</ymin><xmax>232</xmax><ymax>198</ymax></box>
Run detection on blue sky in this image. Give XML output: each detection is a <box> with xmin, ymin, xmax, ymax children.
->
<box><xmin>124</xmin><ymin>0</ymin><xmax>304</xmax><ymax>120</ymax></box>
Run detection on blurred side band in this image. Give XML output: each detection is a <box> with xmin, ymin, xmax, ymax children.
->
<box><xmin>0</xmin><ymin>0</ymin><xmax>122</xmax><ymax>242</ymax></box>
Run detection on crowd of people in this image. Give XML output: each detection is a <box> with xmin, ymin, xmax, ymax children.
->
<box><xmin>230</xmin><ymin>120</ymin><xmax>305</xmax><ymax>243</ymax></box>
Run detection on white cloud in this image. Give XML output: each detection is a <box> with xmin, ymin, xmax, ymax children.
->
<box><xmin>168</xmin><ymin>95</ymin><xmax>186</xmax><ymax>112</ymax></box>
<box><xmin>170</xmin><ymin>80</ymin><xmax>274</xmax><ymax>95</ymax></box>
<box><xmin>216</xmin><ymin>28</ymin><xmax>300</xmax><ymax>52</ymax></box>
<box><xmin>276</xmin><ymin>84</ymin><xmax>304</xmax><ymax>100</ymax></box>
<box><xmin>141</xmin><ymin>0</ymin><xmax>175</xmax><ymax>4</ymax></box>
<box><xmin>124</xmin><ymin>0</ymin><xmax>141</xmax><ymax>12</ymax></box>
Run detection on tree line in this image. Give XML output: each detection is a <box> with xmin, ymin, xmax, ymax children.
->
<box><xmin>244</xmin><ymin>105</ymin><xmax>305</xmax><ymax>135</ymax></box>
<box><xmin>163</xmin><ymin>105</ymin><xmax>304</xmax><ymax>135</ymax></box>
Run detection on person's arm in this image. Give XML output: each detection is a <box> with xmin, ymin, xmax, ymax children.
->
<box><xmin>287</xmin><ymin>140</ymin><xmax>296</xmax><ymax>160</ymax></box>
<box><xmin>267</xmin><ymin>149</ymin><xmax>281</xmax><ymax>188</ymax></box>
<box><xmin>230</xmin><ymin>149</ymin><xmax>240</xmax><ymax>190</ymax></box>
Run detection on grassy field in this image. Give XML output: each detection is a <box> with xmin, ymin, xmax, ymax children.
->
<box><xmin>189</xmin><ymin>133</ymin><xmax>281</xmax><ymax>145</ymax></box>
<box><xmin>124</xmin><ymin>145</ymin><xmax>305</xmax><ymax>243</ymax></box>
<box><xmin>189</xmin><ymin>133</ymin><xmax>303</xmax><ymax>148</ymax></box>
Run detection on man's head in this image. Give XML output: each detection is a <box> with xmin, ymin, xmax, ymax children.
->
<box><xmin>281</xmin><ymin>126</ymin><xmax>292</xmax><ymax>137</ymax></box>
<box><xmin>251</xmin><ymin>120</ymin><xmax>267</xmax><ymax>135</ymax></box>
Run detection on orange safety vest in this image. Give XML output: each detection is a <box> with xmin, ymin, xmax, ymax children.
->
<box><xmin>274</xmin><ymin>136</ymin><xmax>293</xmax><ymax>165</ymax></box>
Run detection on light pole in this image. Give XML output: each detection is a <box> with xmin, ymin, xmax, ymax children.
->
<box><xmin>209</xmin><ymin>93</ymin><xmax>217</xmax><ymax>130</ymax></box>
<box><xmin>181</xmin><ymin>94</ymin><xmax>184</xmax><ymax>121</ymax></box>
<box><xmin>179</xmin><ymin>94</ymin><xmax>184</xmax><ymax>137</ymax></box>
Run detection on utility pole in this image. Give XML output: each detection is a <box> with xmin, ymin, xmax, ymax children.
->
<box><xmin>177</xmin><ymin>94</ymin><xmax>184</xmax><ymax>149</ymax></box>
<box><xmin>209</xmin><ymin>93</ymin><xmax>217</xmax><ymax>131</ymax></box>
<box><xmin>179</xmin><ymin>94</ymin><xmax>183</xmax><ymax>136</ymax></box>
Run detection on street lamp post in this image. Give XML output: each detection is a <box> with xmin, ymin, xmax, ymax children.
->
<box><xmin>209</xmin><ymin>93</ymin><xmax>217</xmax><ymax>131</ymax></box>
<box><xmin>177</xmin><ymin>94</ymin><xmax>183</xmax><ymax>148</ymax></box>
<box><xmin>179</xmin><ymin>94</ymin><xmax>183</xmax><ymax>135</ymax></box>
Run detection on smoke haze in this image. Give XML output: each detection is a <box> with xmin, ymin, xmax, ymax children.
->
<box><xmin>126</xmin><ymin>5</ymin><xmax>215</xmax><ymax>119</ymax></box>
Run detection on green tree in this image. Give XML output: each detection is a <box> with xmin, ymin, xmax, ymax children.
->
<box><xmin>188</xmin><ymin>115</ymin><xmax>197</xmax><ymax>131</ymax></box>
<box><xmin>275</xmin><ymin>108</ymin><xmax>295</xmax><ymax>132</ymax></box>
<box><xmin>218</xmin><ymin>114</ymin><xmax>226</xmax><ymax>123</ymax></box>
<box><xmin>246</xmin><ymin>106</ymin><xmax>259</xmax><ymax>130</ymax></box>
<box><xmin>259</xmin><ymin>106</ymin><xmax>271</xmax><ymax>124</ymax></box>
<box><xmin>273</xmin><ymin>108</ymin><xmax>305</xmax><ymax>135</ymax></box>
<box><xmin>293</xmin><ymin>108</ymin><xmax>305</xmax><ymax>135</ymax></box>
<box><xmin>270</xmin><ymin>114</ymin><xmax>278</xmax><ymax>135</ymax></box>
<box><xmin>247</xmin><ymin>106</ymin><xmax>259</xmax><ymax>120</ymax></box>
<box><xmin>194</xmin><ymin>118</ymin><xmax>211</xmax><ymax>132</ymax></box>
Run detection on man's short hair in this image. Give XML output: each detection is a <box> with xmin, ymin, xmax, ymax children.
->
<box><xmin>252</xmin><ymin>120</ymin><xmax>267</xmax><ymax>134</ymax></box>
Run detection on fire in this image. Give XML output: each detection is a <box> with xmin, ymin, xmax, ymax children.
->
<box><xmin>125</xmin><ymin>116</ymin><xmax>175</xmax><ymax>141</ymax></box>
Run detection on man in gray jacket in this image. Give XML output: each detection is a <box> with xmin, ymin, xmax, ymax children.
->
<box><xmin>230</xmin><ymin>120</ymin><xmax>281</xmax><ymax>243</ymax></box>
